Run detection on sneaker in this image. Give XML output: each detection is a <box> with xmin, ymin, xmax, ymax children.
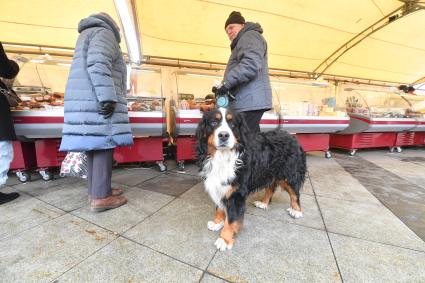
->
<box><xmin>0</xmin><ymin>192</ymin><xmax>20</xmax><ymax>205</ymax></box>
<box><xmin>90</xmin><ymin>195</ymin><xmax>127</xmax><ymax>212</ymax></box>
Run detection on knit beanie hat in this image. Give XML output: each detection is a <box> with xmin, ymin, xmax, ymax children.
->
<box><xmin>225</xmin><ymin>11</ymin><xmax>245</xmax><ymax>28</ymax></box>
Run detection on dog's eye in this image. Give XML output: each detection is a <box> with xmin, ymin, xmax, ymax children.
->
<box><xmin>210</xmin><ymin>121</ymin><xmax>218</xmax><ymax>127</ymax></box>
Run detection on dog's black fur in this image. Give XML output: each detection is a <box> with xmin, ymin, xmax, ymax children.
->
<box><xmin>196</xmin><ymin>108</ymin><xmax>307</xmax><ymax>226</ymax></box>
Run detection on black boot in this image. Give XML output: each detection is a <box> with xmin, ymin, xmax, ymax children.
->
<box><xmin>0</xmin><ymin>192</ymin><xmax>20</xmax><ymax>205</ymax></box>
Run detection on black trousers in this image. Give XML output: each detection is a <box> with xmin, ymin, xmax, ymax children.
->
<box><xmin>86</xmin><ymin>149</ymin><xmax>113</xmax><ymax>199</ymax></box>
<box><xmin>239</xmin><ymin>110</ymin><xmax>266</xmax><ymax>133</ymax></box>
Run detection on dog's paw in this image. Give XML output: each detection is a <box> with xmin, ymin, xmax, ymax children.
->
<box><xmin>253</xmin><ymin>201</ymin><xmax>268</xmax><ymax>210</ymax></box>
<box><xmin>207</xmin><ymin>220</ymin><xmax>224</xmax><ymax>231</ymax></box>
<box><xmin>215</xmin><ymin>237</ymin><xmax>233</xmax><ymax>251</ymax></box>
<box><xmin>287</xmin><ymin>207</ymin><xmax>303</xmax><ymax>219</ymax></box>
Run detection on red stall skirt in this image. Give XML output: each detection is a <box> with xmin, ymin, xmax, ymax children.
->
<box><xmin>114</xmin><ymin>137</ymin><xmax>163</xmax><ymax>164</ymax></box>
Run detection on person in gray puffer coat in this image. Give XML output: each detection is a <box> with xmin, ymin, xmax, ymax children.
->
<box><xmin>60</xmin><ymin>13</ymin><xmax>132</xmax><ymax>212</ymax></box>
<box><xmin>214</xmin><ymin>11</ymin><xmax>272</xmax><ymax>132</ymax></box>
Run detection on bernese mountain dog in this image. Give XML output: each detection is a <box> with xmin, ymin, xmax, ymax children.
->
<box><xmin>196</xmin><ymin>107</ymin><xmax>307</xmax><ymax>251</ymax></box>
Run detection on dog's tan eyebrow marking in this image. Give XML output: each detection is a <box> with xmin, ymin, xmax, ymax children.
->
<box><xmin>226</xmin><ymin>113</ymin><xmax>233</xmax><ymax>120</ymax></box>
<box><xmin>215</xmin><ymin>112</ymin><xmax>222</xmax><ymax>120</ymax></box>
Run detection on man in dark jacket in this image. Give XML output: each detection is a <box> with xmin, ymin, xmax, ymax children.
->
<box><xmin>214</xmin><ymin>11</ymin><xmax>272</xmax><ymax>132</ymax></box>
<box><xmin>0</xmin><ymin>42</ymin><xmax>20</xmax><ymax>204</ymax></box>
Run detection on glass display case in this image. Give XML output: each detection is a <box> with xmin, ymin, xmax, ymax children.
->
<box><xmin>127</xmin><ymin>67</ymin><xmax>166</xmax><ymax>137</ymax></box>
<box><xmin>169</xmin><ymin>70</ymin><xmax>220</xmax><ymax>137</ymax></box>
<box><xmin>401</xmin><ymin>94</ymin><xmax>425</xmax><ymax>131</ymax></box>
<box><xmin>271</xmin><ymin>77</ymin><xmax>349</xmax><ymax>133</ymax></box>
<box><xmin>170</xmin><ymin>70</ymin><xmax>279</xmax><ymax>137</ymax></box>
<box><xmin>337</xmin><ymin>83</ymin><xmax>417</xmax><ymax>134</ymax></box>
<box><xmin>11</xmin><ymin>56</ymin><xmax>68</xmax><ymax>138</ymax></box>
<box><xmin>10</xmin><ymin>56</ymin><xmax>166</xmax><ymax>139</ymax></box>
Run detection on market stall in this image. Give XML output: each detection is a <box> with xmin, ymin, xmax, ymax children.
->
<box><xmin>114</xmin><ymin>67</ymin><xmax>167</xmax><ymax>172</ymax></box>
<box><xmin>330</xmin><ymin>84</ymin><xmax>417</xmax><ymax>155</ymax></box>
<box><xmin>272</xmin><ymin>77</ymin><xmax>349</xmax><ymax>158</ymax></box>
<box><xmin>10</xmin><ymin>58</ymin><xmax>68</xmax><ymax>180</ymax></box>
<box><xmin>170</xmin><ymin>70</ymin><xmax>279</xmax><ymax>170</ymax></box>
<box><xmin>10</xmin><ymin>57</ymin><xmax>168</xmax><ymax>181</ymax></box>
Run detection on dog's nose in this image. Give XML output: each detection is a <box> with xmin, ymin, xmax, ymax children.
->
<box><xmin>218</xmin><ymin>131</ymin><xmax>230</xmax><ymax>142</ymax></box>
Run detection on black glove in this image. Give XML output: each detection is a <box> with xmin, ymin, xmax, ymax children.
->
<box><xmin>99</xmin><ymin>101</ymin><xmax>116</xmax><ymax>118</ymax></box>
<box><xmin>212</xmin><ymin>84</ymin><xmax>229</xmax><ymax>97</ymax></box>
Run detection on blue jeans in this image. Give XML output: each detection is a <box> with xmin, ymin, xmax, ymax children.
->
<box><xmin>0</xmin><ymin>141</ymin><xmax>13</xmax><ymax>187</ymax></box>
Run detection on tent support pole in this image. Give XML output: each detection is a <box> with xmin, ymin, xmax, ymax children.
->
<box><xmin>311</xmin><ymin>1</ymin><xmax>424</xmax><ymax>80</ymax></box>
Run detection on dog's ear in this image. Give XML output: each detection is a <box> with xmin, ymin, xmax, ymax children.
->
<box><xmin>195</xmin><ymin>113</ymin><xmax>209</xmax><ymax>163</ymax></box>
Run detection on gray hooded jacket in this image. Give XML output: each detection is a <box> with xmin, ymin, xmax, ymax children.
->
<box><xmin>223</xmin><ymin>22</ymin><xmax>272</xmax><ymax>113</ymax></box>
<box><xmin>60</xmin><ymin>14</ymin><xmax>133</xmax><ymax>152</ymax></box>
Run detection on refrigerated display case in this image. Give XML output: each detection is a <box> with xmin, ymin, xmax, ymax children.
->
<box><xmin>11</xmin><ymin>57</ymin><xmax>68</xmax><ymax>180</ymax></box>
<box><xmin>11</xmin><ymin>57</ymin><xmax>168</xmax><ymax>179</ymax></box>
<box><xmin>114</xmin><ymin>67</ymin><xmax>167</xmax><ymax>172</ymax></box>
<box><xmin>330</xmin><ymin>84</ymin><xmax>417</xmax><ymax>155</ymax></box>
<box><xmin>401</xmin><ymin>94</ymin><xmax>425</xmax><ymax>145</ymax></box>
<box><xmin>169</xmin><ymin>71</ymin><xmax>220</xmax><ymax>171</ymax></box>
<box><xmin>272</xmin><ymin>77</ymin><xmax>349</xmax><ymax>158</ymax></box>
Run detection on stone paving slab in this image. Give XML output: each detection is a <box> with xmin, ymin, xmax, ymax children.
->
<box><xmin>5</xmin><ymin>174</ymin><xmax>21</xmax><ymax>186</ymax></box>
<box><xmin>13</xmin><ymin>176</ymin><xmax>85</xmax><ymax>198</ymax></box>
<box><xmin>334</xmin><ymin>153</ymin><xmax>425</xmax><ymax>242</ymax></box>
<box><xmin>72</xmin><ymin>187</ymin><xmax>174</xmax><ymax>234</ymax></box>
<box><xmin>173</xmin><ymin>163</ymin><xmax>200</xmax><ymax>175</ymax></box>
<box><xmin>358</xmin><ymin>151</ymin><xmax>425</xmax><ymax>190</ymax></box>
<box><xmin>246</xmin><ymin>191</ymin><xmax>325</xmax><ymax>230</ymax></box>
<box><xmin>308</xmin><ymin>157</ymin><xmax>381</xmax><ymax>204</ymax></box>
<box><xmin>329</xmin><ymin>233</ymin><xmax>425</xmax><ymax>283</ymax></box>
<box><xmin>317</xmin><ymin>196</ymin><xmax>425</xmax><ymax>251</ymax></box>
<box><xmin>200</xmin><ymin>273</ymin><xmax>229</xmax><ymax>283</ymax></box>
<box><xmin>301</xmin><ymin>176</ymin><xmax>314</xmax><ymax>195</ymax></box>
<box><xmin>112</xmin><ymin>168</ymin><xmax>161</xmax><ymax>187</ymax></box>
<box><xmin>137</xmin><ymin>172</ymin><xmax>202</xmax><ymax>197</ymax></box>
<box><xmin>0</xmin><ymin>214</ymin><xmax>116</xmax><ymax>282</ymax></box>
<box><xmin>207</xmin><ymin>214</ymin><xmax>341</xmax><ymax>283</ymax></box>
<box><xmin>57</xmin><ymin>237</ymin><xmax>203</xmax><ymax>283</ymax></box>
<box><xmin>0</xmin><ymin>187</ymin><xmax>64</xmax><ymax>240</ymax></box>
<box><xmin>36</xmin><ymin>183</ymin><xmax>88</xmax><ymax>212</ymax></box>
<box><xmin>124</xmin><ymin>183</ymin><xmax>218</xmax><ymax>270</ymax></box>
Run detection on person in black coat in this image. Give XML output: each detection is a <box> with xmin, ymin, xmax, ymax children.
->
<box><xmin>0</xmin><ymin>42</ymin><xmax>20</xmax><ymax>204</ymax></box>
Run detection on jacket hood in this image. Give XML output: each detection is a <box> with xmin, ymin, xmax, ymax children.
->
<box><xmin>78</xmin><ymin>13</ymin><xmax>121</xmax><ymax>43</ymax></box>
<box><xmin>231</xmin><ymin>22</ymin><xmax>263</xmax><ymax>49</ymax></box>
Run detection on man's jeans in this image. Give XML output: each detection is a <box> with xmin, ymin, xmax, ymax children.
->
<box><xmin>0</xmin><ymin>141</ymin><xmax>13</xmax><ymax>186</ymax></box>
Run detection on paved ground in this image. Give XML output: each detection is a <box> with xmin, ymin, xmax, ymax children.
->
<box><xmin>1</xmin><ymin>149</ymin><xmax>425</xmax><ymax>282</ymax></box>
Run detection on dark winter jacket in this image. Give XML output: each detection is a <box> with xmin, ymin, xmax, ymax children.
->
<box><xmin>60</xmin><ymin>14</ymin><xmax>133</xmax><ymax>152</ymax></box>
<box><xmin>0</xmin><ymin>42</ymin><xmax>19</xmax><ymax>141</ymax></box>
<box><xmin>223</xmin><ymin>22</ymin><xmax>272</xmax><ymax>113</ymax></box>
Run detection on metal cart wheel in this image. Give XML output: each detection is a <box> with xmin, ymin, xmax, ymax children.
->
<box><xmin>177</xmin><ymin>160</ymin><xmax>185</xmax><ymax>172</ymax></box>
<box><xmin>325</xmin><ymin>151</ymin><xmax>332</xmax><ymax>159</ymax></box>
<box><xmin>349</xmin><ymin>149</ymin><xmax>357</xmax><ymax>156</ymax></box>
<box><xmin>396</xmin><ymin>146</ymin><xmax>402</xmax><ymax>153</ymax></box>
<box><xmin>39</xmin><ymin>170</ymin><xmax>53</xmax><ymax>181</ymax></box>
<box><xmin>156</xmin><ymin>161</ymin><xmax>167</xmax><ymax>172</ymax></box>
<box><xmin>16</xmin><ymin>171</ymin><xmax>30</xmax><ymax>183</ymax></box>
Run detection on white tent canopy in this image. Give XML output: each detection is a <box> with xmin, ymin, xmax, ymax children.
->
<box><xmin>1</xmin><ymin>0</ymin><xmax>425</xmax><ymax>84</ymax></box>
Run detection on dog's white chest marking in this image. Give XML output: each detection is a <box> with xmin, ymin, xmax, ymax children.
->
<box><xmin>200</xmin><ymin>150</ymin><xmax>242</xmax><ymax>208</ymax></box>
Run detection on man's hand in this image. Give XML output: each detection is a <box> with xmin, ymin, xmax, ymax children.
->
<box><xmin>212</xmin><ymin>83</ymin><xmax>229</xmax><ymax>97</ymax></box>
<box><xmin>99</xmin><ymin>101</ymin><xmax>116</xmax><ymax>118</ymax></box>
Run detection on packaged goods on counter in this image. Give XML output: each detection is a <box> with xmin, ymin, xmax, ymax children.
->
<box><xmin>12</xmin><ymin>86</ymin><xmax>64</xmax><ymax>110</ymax></box>
<box><xmin>127</xmin><ymin>96</ymin><xmax>163</xmax><ymax>112</ymax></box>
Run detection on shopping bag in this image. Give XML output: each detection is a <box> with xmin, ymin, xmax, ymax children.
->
<box><xmin>60</xmin><ymin>152</ymin><xmax>88</xmax><ymax>179</ymax></box>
